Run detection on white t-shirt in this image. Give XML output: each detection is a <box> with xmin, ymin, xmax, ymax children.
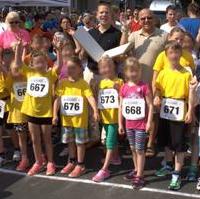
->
<box><xmin>160</xmin><ymin>22</ymin><xmax>185</xmax><ymax>33</ymax></box>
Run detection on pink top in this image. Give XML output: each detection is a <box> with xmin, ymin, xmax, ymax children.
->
<box><xmin>120</xmin><ymin>81</ymin><xmax>150</xmax><ymax>130</ymax></box>
<box><xmin>0</xmin><ymin>29</ymin><xmax>30</xmax><ymax>49</ymax></box>
<box><xmin>59</xmin><ymin>63</ymin><xmax>68</xmax><ymax>80</ymax></box>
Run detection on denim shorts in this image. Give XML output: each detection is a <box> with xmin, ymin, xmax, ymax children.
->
<box><xmin>61</xmin><ymin>127</ymin><xmax>89</xmax><ymax>144</ymax></box>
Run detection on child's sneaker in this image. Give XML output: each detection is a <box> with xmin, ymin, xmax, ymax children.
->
<box><xmin>61</xmin><ymin>162</ymin><xmax>76</xmax><ymax>174</ymax></box>
<box><xmin>196</xmin><ymin>178</ymin><xmax>200</xmax><ymax>191</ymax></box>
<box><xmin>13</xmin><ymin>150</ymin><xmax>21</xmax><ymax>162</ymax></box>
<box><xmin>68</xmin><ymin>165</ymin><xmax>86</xmax><ymax>178</ymax></box>
<box><xmin>168</xmin><ymin>174</ymin><xmax>181</xmax><ymax>190</ymax></box>
<box><xmin>27</xmin><ymin>162</ymin><xmax>43</xmax><ymax>176</ymax></box>
<box><xmin>16</xmin><ymin>159</ymin><xmax>29</xmax><ymax>172</ymax></box>
<box><xmin>132</xmin><ymin>176</ymin><xmax>145</xmax><ymax>190</ymax></box>
<box><xmin>123</xmin><ymin>170</ymin><xmax>137</xmax><ymax>181</ymax></box>
<box><xmin>155</xmin><ymin>165</ymin><xmax>173</xmax><ymax>177</ymax></box>
<box><xmin>46</xmin><ymin>162</ymin><xmax>56</xmax><ymax>176</ymax></box>
<box><xmin>92</xmin><ymin>169</ymin><xmax>110</xmax><ymax>182</ymax></box>
<box><xmin>186</xmin><ymin>165</ymin><xmax>198</xmax><ymax>182</ymax></box>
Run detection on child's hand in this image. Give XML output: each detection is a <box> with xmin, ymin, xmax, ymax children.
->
<box><xmin>153</xmin><ymin>96</ymin><xmax>161</xmax><ymax>108</ymax></box>
<box><xmin>118</xmin><ymin>126</ymin><xmax>125</xmax><ymax>135</ymax></box>
<box><xmin>185</xmin><ymin>111</ymin><xmax>192</xmax><ymax>124</ymax></box>
<box><xmin>93</xmin><ymin>111</ymin><xmax>100</xmax><ymax>122</ymax></box>
<box><xmin>146</xmin><ymin>122</ymin><xmax>152</xmax><ymax>133</ymax></box>
<box><xmin>52</xmin><ymin>116</ymin><xmax>59</xmax><ymax>126</ymax></box>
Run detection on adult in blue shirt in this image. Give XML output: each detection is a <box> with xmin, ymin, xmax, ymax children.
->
<box><xmin>179</xmin><ymin>2</ymin><xmax>200</xmax><ymax>39</ymax></box>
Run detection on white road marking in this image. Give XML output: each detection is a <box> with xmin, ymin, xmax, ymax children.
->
<box><xmin>0</xmin><ymin>168</ymin><xmax>200</xmax><ymax>198</ymax></box>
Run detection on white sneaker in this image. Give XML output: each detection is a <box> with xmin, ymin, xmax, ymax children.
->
<box><xmin>13</xmin><ymin>150</ymin><xmax>21</xmax><ymax>162</ymax></box>
<box><xmin>0</xmin><ymin>156</ymin><xmax>5</xmax><ymax>167</ymax></box>
<box><xmin>59</xmin><ymin>148</ymin><xmax>68</xmax><ymax>157</ymax></box>
<box><xmin>196</xmin><ymin>178</ymin><xmax>200</xmax><ymax>191</ymax></box>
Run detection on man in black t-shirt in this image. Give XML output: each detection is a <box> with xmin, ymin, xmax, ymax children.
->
<box><xmin>87</xmin><ymin>2</ymin><xmax>121</xmax><ymax>74</ymax></box>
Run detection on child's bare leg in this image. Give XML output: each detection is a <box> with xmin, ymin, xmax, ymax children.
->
<box><xmin>136</xmin><ymin>150</ymin><xmax>145</xmax><ymax>177</ymax></box>
<box><xmin>68</xmin><ymin>142</ymin><xmax>77</xmax><ymax>160</ymax></box>
<box><xmin>41</xmin><ymin>125</ymin><xmax>53</xmax><ymax>162</ymax></box>
<box><xmin>131</xmin><ymin>148</ymin><xmax>137</xmax><ymax>172</ymax></box>
<box><xmin>77</xmin><ymin>144</ymin><xmax>86</xmax><ymax>165</ymax></box>
<box><xmin>18</xmin><ymin>132</ymin><xmax>28</xmax><ymax>160</ymax></box>
<box><xmin>9</xmin><ymin>129</ymin><xmax>19</xmax><ymax>149</ymax></box>
<box><xmin>28</xmin><ymin>123</ymin><xmax>42</xmax><ymax>163</ymax></box>
<box><xmin>102</xmin><ymin>149</ymin><xmax>113</xmax><ymax>171</ymax></box>
<box><xmin>175</xmin><ymin>152</ymin><xmax>184</xmax><ymax>172</ymax></box>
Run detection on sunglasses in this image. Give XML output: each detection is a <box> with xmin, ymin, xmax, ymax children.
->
<box><xmin>9</xmin><ymin>21</ymin><xmax>20</xmax><ymax>25</ymax></box>
<box><xmin>140</xmin><ymin>17</ymin><xmax>153</xmax><ymax>21</ymax></box>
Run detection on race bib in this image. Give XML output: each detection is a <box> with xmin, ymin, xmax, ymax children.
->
<box><xmin>122</xmin><ymin>98</ymin><xmax>145</xmax><ymax>120</ymax></box>
<box><xmin>98</xmin><ymin>89</ymin><xmax>119</xmax><ymax>109</ymax></box>
<box><xmin>61</xmin><ymin>96</ymin><xmax>83</xmax><ymax>116</ymax></box>
<box><xmin>27</xmin><ymin>77</ymin><xmax>49</xmax><ymax>97</ymax></box>
<box><xmin>13</xmin><ymin>82</ymin><xmax>27</xmax><ymax>102</ymax></box>
<box><xmin>160</xmin><ymin>98</ymin><xmax>185</xmax><ymax>121</ymax></box>
<box><xmin>0</xmin><ymin>100</ymin><xmax>5</xmax><ymax>119</ymax></box>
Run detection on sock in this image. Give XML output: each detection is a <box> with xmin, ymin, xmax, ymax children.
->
<box><xmin>172</xmin><ymin>171</ymin><xmax>180</xmax><ymax>182</ymax></box>
<box><xmin>77</xmin><ymin>162</ymin><xmax>84</xmax><ymax>166</ymax></box>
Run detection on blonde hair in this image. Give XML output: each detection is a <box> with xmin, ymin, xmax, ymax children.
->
<box><xmin>98</xmin><ymin>55</ymin><xmax>115</xmax><ymax>67</ymax></box>
<box><xmin>123</xmin><ymin>57</ymin><xmax>141</xmax><ymax>73</ymax></box>
<box><xmin>5</xmin><ymin>11</ymin><xmax>20</xmax><ymax>24</ymax></box>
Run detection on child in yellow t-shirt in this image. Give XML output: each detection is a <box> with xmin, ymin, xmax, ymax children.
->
<box><xmin>53</xmin><ymin>56</ymin><xmax>99</xmax><ymax>178</ymax></box>
<box><xmin>12</xmin><ymin>39</ymin><xmax>63</xmax><ymax>176</ymax></box>
<box><xmin>154</xmin><ymin>41</ymin><xmax>193</xmax><ymax>191</ymax></box>
<box><xmin>7</xmin><ymin>63</ymin><xmax>29</xmax><ymax>172</ymax></box>
<box><xmin>92</xmin><ymin>56</ymin><xmax>123</xmax><ymax>182</ymax></box>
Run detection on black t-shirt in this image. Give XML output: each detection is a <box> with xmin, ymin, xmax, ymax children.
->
<box><xmin>88</xmin><ymin>26</ymin><xmax>121</xmax><ymax>73</ymax></box>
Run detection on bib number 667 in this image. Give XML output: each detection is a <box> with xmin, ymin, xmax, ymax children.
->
<box><xmin>30</xmin><ymin>83</ymin><xmax>45</xmax><ymax>92</ymax></box>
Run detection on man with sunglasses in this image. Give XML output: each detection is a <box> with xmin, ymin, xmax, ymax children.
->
<box><xmin>121</xmin><ymin>8</ymin><xmax>167</xmax><ymax>157</ymax></box>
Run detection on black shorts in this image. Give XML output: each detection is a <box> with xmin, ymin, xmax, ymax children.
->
<box><xmin>0</xmin><ymin>112</ymin><xmax>13</xmax><ymax>129</ymax></box>
<box><xmin>26</xmin><ymin>115</ymin><xmax>52</xmax><ymax>125</ymax></box>
<box><xmin>157</xmin><ymin>118</ymin><xmax>187</xmax><ymax>152</ymax></box>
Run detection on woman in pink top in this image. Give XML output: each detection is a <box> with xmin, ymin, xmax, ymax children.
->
<box><xmin>0</xmin><ymin>11</ymin><xmax>30</xmax><ymax>66</ymax></box>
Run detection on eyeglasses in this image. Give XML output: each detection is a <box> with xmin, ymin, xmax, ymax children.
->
<box><xmin>9</xmin><ymin>21</ymin><xmax>20</xmax><ymax>25</ymax></box>
<box><xmin>140</xmin><ymin>17</ymin><xmax>153</xmax><ymax>21</ymax></box>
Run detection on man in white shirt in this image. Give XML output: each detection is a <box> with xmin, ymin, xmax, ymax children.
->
<box><xmin>160</xmin><ymin>5</ymin><xmax>184</xmax><ymax>33</ymax></box>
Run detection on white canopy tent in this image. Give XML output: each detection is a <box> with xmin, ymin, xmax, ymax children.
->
<box><xmin>0</xmin><ymin>0</ymin><xmax>71</xmax><ymax>7</ymax></box>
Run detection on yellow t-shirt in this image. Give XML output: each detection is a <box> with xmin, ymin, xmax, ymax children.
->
<box><xmin>7</xmin><ymin>75</ymin><xmax>27</xmax><ymax>124</ymax></box>
<box><xmin>153</xmin><ymin>50</ymin><xmax>195</xmax><ymax>73</ymax></box>
<box><xmin>21</xmin><ymin>64</ymin><xmax>58</xmax><ymax>118</ymax></box>
<box><xmin>56</xmin><ymin>78</ymin><xmax>93</xmax><ymax>128</ymax></box>
<box><xmin>155</xmin><ymin>67</ymin><xmax>192</xmax><ymax>100</ymax></box>
<box><xmin>0</xmin><ymin>72</ymin><xmax>11</xmax><ymax>112</ymax></box>
<box><xmin>98</xmin><ymin>78</ymin><xmax>123</xmax><ymax>124</ymax></box>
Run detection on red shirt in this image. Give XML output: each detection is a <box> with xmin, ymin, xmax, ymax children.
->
<box><xmin>130</xmin><ymin>19</ymin><xmax>142</xmax><ymax>32</ymax></box>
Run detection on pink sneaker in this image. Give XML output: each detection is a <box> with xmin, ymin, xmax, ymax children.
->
<box><xmin>92</xmin><ymin>169</ymin><xmax>110</xmax><ymax>182</ymax></box>
<box><xmin>61</xmin><ymin>163</ymin><xmax>76</xmax><ymax>174</ymax></box>
<box><xmin>27</xmin><ymin>162</ymin><xmax>43</xmax><ymax>176</ymax></box>
<box><xmin>46</xmin><ymin>162</ymin><xmax>56</xmax><ymax>176</ymax></box>
<box><xmin>16</xmin><ymin>159</ymin><xmax>29</xmax><ymax>172</ymax></box>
